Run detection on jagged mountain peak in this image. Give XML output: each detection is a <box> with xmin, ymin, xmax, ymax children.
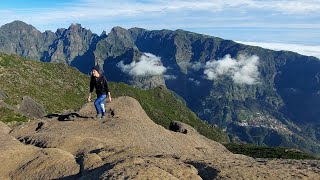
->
<box><xmin>100</xmin><ymin>30</ymin><xmax>107</xmax><ymax>36</ymax></box>
<box><xmin>68</xmin><ymin>23</ymin><xmax>82</xmax><ymax>29</ymax></box>
<box><xmin>107</xmin><ymin>26</ymin><xmax>135</xmax><ymax>47</ymax></box>
<box><xmin>2</xmin><ymin>20</ymin><xmax>33</xmax><ymax>28</ymax></box>
<box><xmin>0</xmin><ymin>20</ymin><xmax>40</xmax><ymax>34</ymax></box>
<box><xmin>109</xmin><ymin>26</ymin><xmax>132</xmax><ymax>39</ymax></box>
<box><xmin>129</xmin><ymin>27</ymin><xmax>147</xmax><ymax>31</ymax></box>
<box><xmin>67</xmin><ymin>23</ymin><xmax>92</xmax><ymax>34</ymax></box>
<box><xmin>43</xmin><ymin>30</ymin><xmax>55</xmax><ymax>37</ymax></box>
<box><xmin>111</xmin><ymin>26</ymin><xmax>127</xmax><ymax>32</ymax></box>
<box><xmin>55</xmin><ymin>28</ymin><xmax>67</xmax><ymax>36</ymax></box>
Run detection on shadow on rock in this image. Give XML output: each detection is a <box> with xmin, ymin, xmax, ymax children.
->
<box><xmin>56</xmin><ymin>160</ymin><xmax>118</xmax><ymax>180</ymax></box>
<box><xmin>45</xmin><ymin>113</ymin><xmax>90</xmax><ymax>121</ymax></box>
<box><xmin>185</xmin><ymin>161</ymin><xmax>219</xmax><ymax>180</ymax></box>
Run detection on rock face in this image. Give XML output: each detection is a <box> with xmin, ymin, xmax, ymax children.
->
<box><xmin>0</xmin><ymin>89</ymin><xmax>8</xmax><ymax>100</ymax></box>
<box><xmin>0</xmin><ymin>20</ymin><xmax>55</xmax><ymax>60</ymax></box>
<box><xmin>18</xmin><ymin>96</ymin><xmax>46</xmax><ymax>119</ymax></box>
<box><xmin>0</xmin><ymin>96</ymin><xmax>319</xmax><ymax>179</ymax></box>
<box><xmin>0</xmin><ymin>100</ymin><xmax>17</xmax><ymax>111</ymax></box>
<box><xmin>46</xmin><ymin>23</ymin><xmax>98</xmax><ymax>64</ymax></box>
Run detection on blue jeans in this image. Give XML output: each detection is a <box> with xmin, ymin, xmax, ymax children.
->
<box><xmin>94</xmin><ymin>94</ymin><xmax>107</xmax><ymax>116</ymax></box>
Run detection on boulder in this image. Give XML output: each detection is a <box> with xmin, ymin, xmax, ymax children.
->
<box><xmin>18</xmin><ymin>96</ymin><xmax>46</xmax><ymax>119</ymax></box>
<box><xmin>169</xmin><ymin>121</ymin><xmax>198</xmax><ymax>135</ymax></box>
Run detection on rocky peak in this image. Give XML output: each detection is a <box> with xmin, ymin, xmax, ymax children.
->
<box><xmin>111</xmin><ymin>26</ymin><xmax>128</xmax><ymax>35</ymax></box>
<box><xmin>67</xmin><ymin>23</ymin><xmax>93</xmax><ymax>37</ymax></box>
<box><xmin>68</xmin><ymin>23</ymin><xmax>82</xmax><ymax>31</ymax></box>
<box><xmin>100</xmin><ymin>30</ymin><xmax>107</xmax><ymax>37</ymax></box>
<box><xmin>95</xmin><ymin>26</ymin><xmax>136</xmax><ymax>57</ymax></box>
<box><xmin>65</xmin><ymin>23</ymin><xmax>94</xmax><ymax>40</ymax></box>
<box><xmin>0</xmin><ymin>20</ymin><xmax>41</xmax><ymax>37</ymax></box>
<box><xmin>108</xmin><ymin>26</ymin><xmax>134</xmax><ymax>45</ymax></box>
<box><xmin>43</xmin><ymin>30</ymin><xmax>55</xmax><ymax>37</ymax></box>
<box><xmin>55</xmin><ymin>28</ymin><xmax>67</xmax><ymax>37</ymax></box>
<box><xmin>0</xmin><ymin>21</ymin><xmax>45</xmax><ymax>60</ymax></box>
<box><xmin>128</xmin><ymin>27</ymin><xmax>147</xmax><ymax>40</ymax></box>
<box><xmin>47</xmin><ymin>23</ymin><xmax>97</xmax><ymax>64</ymax></box>
<box><xmin>0</xmin><ymin>20</ymin><xmax>38</xmax><ymax>32</ymax></box>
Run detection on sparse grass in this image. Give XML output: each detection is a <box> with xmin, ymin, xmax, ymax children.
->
<box><xmin>0</xmin><ymin>107</ymin><xmax>29</xmax><ymax>123</ymax></box>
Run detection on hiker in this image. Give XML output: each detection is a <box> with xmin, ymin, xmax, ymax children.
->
<box><xmin>88</xmin><ymin>65</ymin><xmax>112</xmax><ymax>119</ymax></box>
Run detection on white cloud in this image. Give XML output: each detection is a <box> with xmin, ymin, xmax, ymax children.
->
<box><xmin>164</xmin><ymin>75</ymin><xmax>177</xmax><ymax>80</ymax></box>
<box><xmin>261</xmin><ymin>1</ymin><xmax>320</xmax><ymax>14</ymax></box>
<box><xmin>1</xmin><ymin>0</ymin><xmax>319</xmax><ymax>29</ymax></box>
<box><xmin>237</xmin><ymin>41</ymin><xmax>320</xmax><ymax>60</ymax></box>
<box><xmin>189</xmin><ymin>61</ymin><xmax>203</xmax><ymax>71</ymax></box>
<box><xmin>204</xmin><ymin>54</ymin><xmax>260</xmax><ymax>85</ymax></box>
<box><xmin>177</xmin><ymin>61</ymin><xmax>204</xmax><ymax>71</ymax></box>
<box><xmin>117</xmin><ymin>52</ymin><xmax>166</xmax><ymax>77</ymax></box>
<box><xmin>188</xmin><ymin>78</ymin><xmax>200</xmax><ymax>86</ymax></box>
<box><xmin>37</xmin><ymin>0</ymin><xmax>320</xmax><ymax>17</ymax></box>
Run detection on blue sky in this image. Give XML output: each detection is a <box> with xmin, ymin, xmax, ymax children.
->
<box><xmin>0</xmin><ymin>0</ymin><xmax>320</xmax><ymax>58</ymax></box>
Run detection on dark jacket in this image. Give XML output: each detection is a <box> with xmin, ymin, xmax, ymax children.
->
<box><xmin>90</xmin><ymin>75</ymin><xmax>110</xmax><ymax>97</ymax></box>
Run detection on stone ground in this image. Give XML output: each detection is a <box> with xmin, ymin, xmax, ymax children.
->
<box><xmin>1</xmin><ymin>96</ymin><xmax>319</xmax><ymax>179</ymax></box>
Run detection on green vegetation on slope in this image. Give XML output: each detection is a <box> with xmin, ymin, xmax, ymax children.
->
<box><xmin>0</xmin><ymin>53</ymin><xmax>229</xmax><ymax>143</ymax></box>
<box><xmin>0</xmin><ymin>107</ymin><xmax>28</xmax><ymax>123</ymax></box>
<box><xmin>225</xmin><ymin>143</ymin><xmax>317</xmax><ymax>160</ymax></box>
<box><xmin>0</xmin><ymin>54</ymin><xmax>89</xmax><ymax>113</ymax></box>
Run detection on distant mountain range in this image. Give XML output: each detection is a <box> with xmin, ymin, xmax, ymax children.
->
<box><xmin>1</xmin><ymin>20</ymin><xmax>319</xmax><ymax>155</ymax></box>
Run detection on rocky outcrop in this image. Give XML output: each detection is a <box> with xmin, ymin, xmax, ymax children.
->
<box><xmin>0</xmin><ymin>100</ymin><xmax>17</xmax><ymax>111</ymax></box>
<box><xmin>0</xmin><ymin>89</ymin><xmax>8</xmax><ymax>100</ymax></box>
<box><xmin>18</xmin><ymin>96</ymin><xmax>46</xmax><ymax>119</ymax></box>
<box><xmin>0</xmin><ymin>121</ymin><xmax>79</xmax><ymax>180</ymax></box>
<box><xmin>169</xmin><ymin>121</ymin><xmax>198</xmax><ymax>135</ymax></box>
<box><xmin>0</xmin><ymin>96</ymin><xmax>318</xmax><ymax>179</ymax></box>
<box><xmin>10</xmin><ymin>148</ymin><xmax>79</xmax><ymax>180</ymax></box>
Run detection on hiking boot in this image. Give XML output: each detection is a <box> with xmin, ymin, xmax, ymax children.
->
<box><xmin>95</xmin><ymin>114</ymin><xmax>102</xmax><ymax>120</ymax></box>
<box><xmin>101</xmin><ymin>115</ymin><xmax>106</xmax><ymax>120</ymax></box>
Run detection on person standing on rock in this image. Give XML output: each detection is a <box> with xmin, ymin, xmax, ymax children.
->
<box><xmin>88</xmin><ymin>65</ymin><xmax>112</xmax><ymax>119</ymax></box>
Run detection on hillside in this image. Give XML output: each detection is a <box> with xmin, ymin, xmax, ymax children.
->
<box><xmin>1</xmin><ymin>96</ymin><xmax>319</xmax><ymax>179</ymax></box>
<box><xmin>0</xmin><ymin>53</ymin><xmax>228</xmax><ymax>142</ymax></box>
<box><xmin>0</xmin><ymin>21</ymin><xmax>319</xmax><ymax>154</ymax></box>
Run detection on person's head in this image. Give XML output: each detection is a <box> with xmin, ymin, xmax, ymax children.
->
<box><xmin>92</xmin><ymin>65</ymin><xmax>100</xmax><ymax>77</ymax></box>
